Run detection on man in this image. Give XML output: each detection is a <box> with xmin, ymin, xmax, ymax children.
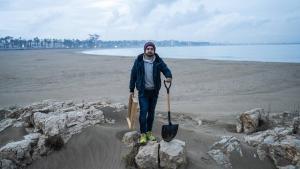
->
<box><xmin>129</xmin><ymin>42</ymin><xmax>172</xmax><ymax>144</ymax></box>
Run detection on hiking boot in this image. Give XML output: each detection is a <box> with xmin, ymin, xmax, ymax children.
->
<box><xmin>139</xmin><ymin>133</ymin><xmax>147</xmax><ymax>144</ymax></box>
<box><xmin>146</xmin><ymin>131</ymin><xmax>156</xmax><ymax>141</ymax></box>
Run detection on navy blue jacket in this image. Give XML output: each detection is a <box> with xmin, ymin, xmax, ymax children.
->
<box><xmin>129</xmin><ymin>53</ymin><xmax>172</xmax><ymax>97</ymax></box>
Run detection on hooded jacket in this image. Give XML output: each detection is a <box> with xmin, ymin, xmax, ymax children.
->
<box><xmin>129</xmin><ymin>53</ymin><xmax>172</xmax><ymax>97</ymax></box>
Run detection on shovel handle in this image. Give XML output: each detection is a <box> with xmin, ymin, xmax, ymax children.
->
<box><xmin>164</xmin><ymin>80</ymin><xmax>172</xmax><ymax>125</ymax></box>
<box><xmin>164</xmin><ymin>80</ymin><xmax>172</xmax><ymax>94</ymax></box>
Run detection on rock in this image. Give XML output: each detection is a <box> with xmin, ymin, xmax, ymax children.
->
<box><xmin>135</xmin><ymin>141</ymin><xmax>159</xmax><ymax>169</ymax></box>
<box><xmin>66</xmin><ymin>111</ymin><xmax>87</xmax><ymax>126</ymax></box>
<box><xmin>33</xmin><ymin>112</ymin><xmax>67</xmax><ymax>136</ymax></box>
<box><xmin>244</xmin><ymin>127</ymin><xmax>292</xmax><ymax>147</ymax></box>
<box><xmin>208</xmin><ymin>136</ymin><xmax>242</xmax><ymax>168</ymax></box>
<box><xmin>244</xmin><ymin>127</ymin><xmax>300</xmax><ymax>168</ymax></box>
<box><xmin>0</xmin><ymin>118</ymin><xmax>16</xmax><ymax>132</ymax></box>
<box><xmin>63</xmin><ymin>109</ymin><xmax>103</xmax><ymax>141</ymax></box>
<box><xmin>0</xmin><ymin>99</ymin><xmax>116</xmax><ymax>168</ymax></box>
<box><xmin>122</xmin><ymin>131</ymin><xmax>140</xmax><ymax>145</ymax></box>
<box><xmin>33</xmin><ymin>108</ymin><xmax>103</xmax><ymax>142</ymax></box>
<box><xmin>122</xmin><ymin>131</ymin><xmax>187</xmax><ymax>169</ymax></box>
<box><xmin>0</xmin><ymin>133</ymin><xmax>40</xmax><ymax>166</ymax></box>
<box><xmin>236</xmin><ymin>108</ymin><xmax>266</xmax><ymax>133</ymax></box>
<box><xmin>269</xmin><ymin>135</ymin><xmax>300</xmax><ymax>167</ymax></box>
<box><xmin>159</xmin><ymin>139</ymin><xmax>187</xmax><ymax>169</ymax></box>
<box><xmin>0</xmin><ymin>159</ymin><xmax>17</xmax><ymax>169</ymax></box>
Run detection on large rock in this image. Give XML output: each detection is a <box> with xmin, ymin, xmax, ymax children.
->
<box><xmin>159</xmin><ymin>139</ymin><xmax>186</xmax><ymax>169</ymax></box>
<box><xmin>236</xmin><ymin>108</ymin><xmax>266</xmax><ymax>133</ymax></box>
<box><xmin>135</xmin><ymin>141</ymin><xmax>159</xmax><ymax>169</ymax></box>
<box><xmin>0</xmin><ymin>99</ymin><xmax>119</xmax><ymax>168</ymax></box>
<box><xmin>208</xmin><ymin>136</ymin><xmax>243</xmax><ymax>168</ymax></box>
<box><xmin>122</xmin><ymin>131</ymin><xmax>140</xmax><ymax>145</ymax></box>
<box><xmin>269</xmin><ymin>135</ymin><xmax>300</xmax><ymax>168</ymax></box>
<box><xmin>64</xmin><ymin>109</ymin><xmax>104</xmax><ymax>141</ymax></box>
<box><xmin>33</xmin><ymin>108</ymin><xmax>104</xmax><ymax>141</ymax></box>
<box><xmin>244</xmin><ymin>127</ymin><xmax>292</xmax><ymax>147</ymax></box>
<box><xmin>0</xmin><ymin>133</ymin><xmax>40</xmax><ymax>166</ymax></box>
<box><xmin>244</xmin><ymin>127</ymin><xmax>300</xmax><ymax>168</ymax></box>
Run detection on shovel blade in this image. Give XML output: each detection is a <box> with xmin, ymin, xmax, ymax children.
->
<box><xmin>161</xmin><ymin>124</ymin><xmax>178</xmax><ymax>142</ymax></box>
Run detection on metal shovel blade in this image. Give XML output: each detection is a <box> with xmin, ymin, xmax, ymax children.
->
<box><xmin>161</xmin><ymin>123</ymin><xmax>178</xmax><ymax>142</ymax></box>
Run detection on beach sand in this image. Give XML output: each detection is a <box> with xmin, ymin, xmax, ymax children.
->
<box><xmin>0</xmin><ymin>49</ymin><xmax>300</xmax><ymax>169</ymax></box>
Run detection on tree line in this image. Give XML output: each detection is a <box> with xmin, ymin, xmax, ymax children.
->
<box><xmin>0</xmin><ymin>34</ymin><xmax>210</xmax><ymax>50</ymax></box>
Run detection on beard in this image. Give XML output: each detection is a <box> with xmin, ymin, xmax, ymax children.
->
<box><xmin>145</xmin><ymin>51</ymin><xmax>154</xmax><ymax>56</ymax></box>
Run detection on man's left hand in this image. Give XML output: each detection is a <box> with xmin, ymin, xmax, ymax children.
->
<box><xmin>165</xmin><ymin>78</ymin><xmax>172</xmax><ymax>83</ymax></box>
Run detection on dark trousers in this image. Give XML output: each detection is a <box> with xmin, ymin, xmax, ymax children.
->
<box><xmin>138</xmin><ymin>89</ymin><xmax>158</xmax><ymax>134</ymax></box>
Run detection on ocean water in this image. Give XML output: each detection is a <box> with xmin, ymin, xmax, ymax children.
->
<box><xmin>82</xmin><ymin>44</ymin><xmax>300</xmax><ymax>63</ymax></box>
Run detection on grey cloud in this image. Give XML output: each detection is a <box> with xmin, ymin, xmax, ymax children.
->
<box><xmin>0</xmin><ymin>0</ymin><xmax>299</xmax><ymax>42</ymax></box>
<box><xmin>127</xmin><ymin>0</ymin><xmax>177</xmax><ymax>22</ymax></box>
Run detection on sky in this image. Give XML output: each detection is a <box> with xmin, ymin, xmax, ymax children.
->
<box><xmin>0</xmin><ymin>0</ymin><xmax>299</xmax><ymax>43</ymax></box>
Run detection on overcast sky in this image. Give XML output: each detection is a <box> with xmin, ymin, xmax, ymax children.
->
<box><xmin>0</xmin><ymin>0</ymin><xmax>299</xmax><ymax>42</ymax></box>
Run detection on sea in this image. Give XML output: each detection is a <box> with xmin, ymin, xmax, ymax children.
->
<box><xmin>82</xmin><ymin>44</ymin><xmax>300</xmax><ymax>63</ymax></box>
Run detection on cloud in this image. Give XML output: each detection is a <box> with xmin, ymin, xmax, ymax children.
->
<box><xmin>0</xmin><ymin>0</ymin><xmax>299</xmax><ymax>42</ymax></box>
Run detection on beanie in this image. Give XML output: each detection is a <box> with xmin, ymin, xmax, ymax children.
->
<box><xmin>144</xmin><ymin>42</ymin><xmax>156</xmax><ymax>52</ymax></box>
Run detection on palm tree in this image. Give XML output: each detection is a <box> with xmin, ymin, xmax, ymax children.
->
<box><xmin>33</xmin><ymin>37</ymin><xmax>40</xmax><ymax>48</ymax></box>
<box><xmin>4</xmin><ymin>36</ymin><xmax>13</xmax><ymax>48</ymax></box>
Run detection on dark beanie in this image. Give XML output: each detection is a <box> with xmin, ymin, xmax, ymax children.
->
<box><xmin>144</xmin><ymin>42</ymin><xmax>156</xmax><ymax>52</ymax></box>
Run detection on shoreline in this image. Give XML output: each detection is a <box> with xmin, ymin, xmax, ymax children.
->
<box><xmin>80</xmin><ymin>44</ymin><xmax>300</xmax><ymax>64</ymax></box>
<box><xmin>81</xmin><ymin>52</ymin><xmax>300</xmax><ymax>64</ymax></box>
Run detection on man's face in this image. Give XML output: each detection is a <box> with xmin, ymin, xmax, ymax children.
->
<box><xmin>145</xmin><ymin>46</ymin><xmax>155</xmax><ymax>56</ymax></box>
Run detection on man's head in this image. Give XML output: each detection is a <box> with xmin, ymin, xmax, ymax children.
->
<box><xmin>144</xmin><ymin>42</ymin><xmax>156</xmax><ymax>56</ymax></box>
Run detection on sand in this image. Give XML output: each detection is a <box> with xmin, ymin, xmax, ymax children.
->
<box><xmin>0</xmin><ymin>49</ymin><xmax>299</xmax><ymax>169</ymax></box>
<box><xmin>1</xmin><ymin>49</ymin><xmax>299</xmax><ymax>119</ymax></box>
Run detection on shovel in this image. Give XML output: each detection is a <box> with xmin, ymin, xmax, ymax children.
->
<box><xmin>161</xmin><ymin>80</ymin><xmax>178</xmax><ymax>142</ymax></box>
